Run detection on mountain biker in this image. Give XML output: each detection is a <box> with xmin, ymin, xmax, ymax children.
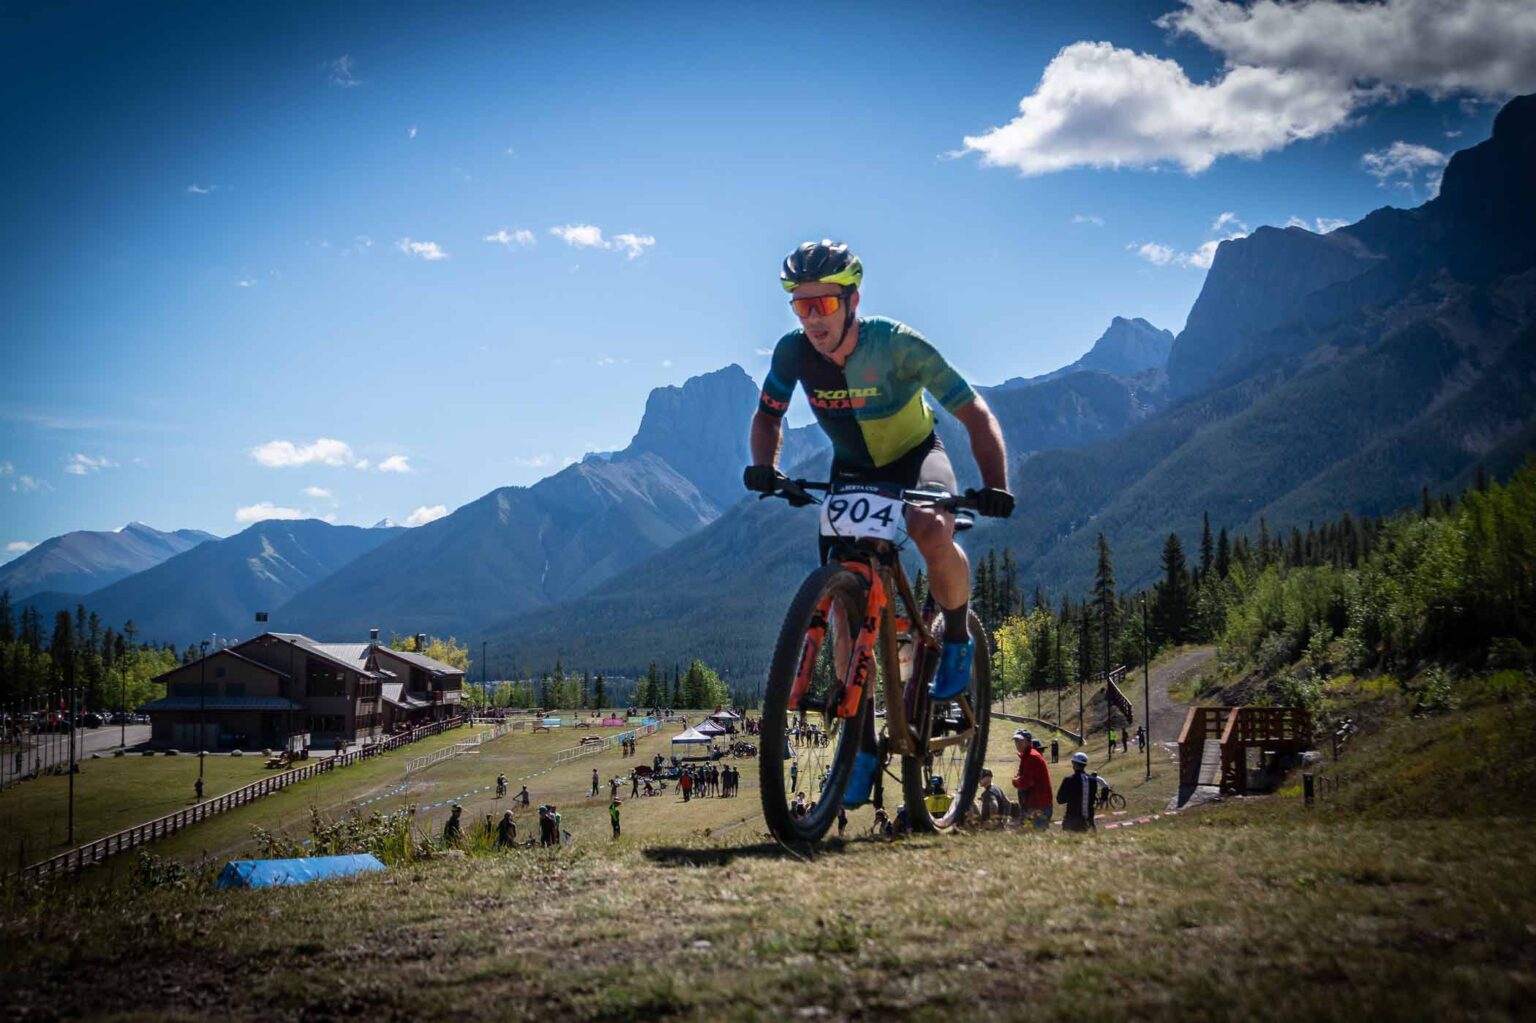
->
<box><xmin>745</xmin><ymin>240</ymin><xmax>1014</xmax><ymax>705</ymax></box>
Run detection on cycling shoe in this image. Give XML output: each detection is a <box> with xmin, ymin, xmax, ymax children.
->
<box><xmin>842</xmin><ymin>751</ymin><xmax>879</xmax><ymax>808</ymax></box>
<box><xmin>930</xmin><ymin>638</ymin><xmax>975</xmax><ymax>699</ymax></box>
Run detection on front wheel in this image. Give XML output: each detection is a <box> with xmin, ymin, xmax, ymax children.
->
<box><xmin>902</xmin><ymin>610</ymin><xmax>991</xmax><ymax>833</ymax></box>
<box><xmin>760</xmin><ymin>563</ymin><xmax>873</xmax><ymax>845</ymax></box>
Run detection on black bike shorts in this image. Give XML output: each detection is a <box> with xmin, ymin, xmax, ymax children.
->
<box><xmin>819</xmin><ymin>433</ymin><xmax>957</xmax><ymax>564</ymax></box>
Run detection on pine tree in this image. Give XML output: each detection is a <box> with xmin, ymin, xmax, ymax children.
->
<box><xmin>999</xmin><ymin>549</ymin><xmax>1019</xmax><ymax>620</ymax></box>
<box><xmin>1200</xmin><ymin>512</ymin><xmax>1214</xmax><ymax>576</ymax></box>
<box><xmin>593</xmin><ymin>673</ymin><xmax>607</xmax><ymax>709</ymax></box>
<box><xmin>538</xmin><ymin>672</ymin><xmax>551</xmax><ymax>709</ymax></box>
<box><xmin>1092</xmin><ymin>533</ymin><xmax>1117</xmax><ymax>675</ymax></box>
<box><xmin>0</xmin><ymin>590</ymin><xmax>13</xmax><ymax>644</ymax></box>
<box><xmin>1153</xmin><ymin>532</ymin><xmax>1193</xmax><ymax>646</ymax></box>
<box><xmin>580</xmin><ymin>670</ymin><xmax>591</xmax><ymax>709</ymax></box>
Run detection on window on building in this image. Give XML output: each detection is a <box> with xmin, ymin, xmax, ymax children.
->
<box><xmin>307</xmin><ymin>657</ymin><xmax>348</xmax><ymax>697</ymax></box>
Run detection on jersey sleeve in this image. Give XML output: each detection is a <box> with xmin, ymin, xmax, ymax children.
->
<box><xmin>893</xmin><ymin>322</ymin><xmax>976</xmax><ymax>413</ymax></box>
<box><xmin>757</xmin><ymin>331</ymin><xmax>801</xmax><ymax>418</ymax></box>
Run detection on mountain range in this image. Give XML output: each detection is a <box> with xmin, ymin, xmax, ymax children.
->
<box><xmin>12</xmin><ymin>92</ymin><xmax>1535</xmax><ymax>677</ymax></box>
<box><xmin>0</xmin><ymin>522</ymin><xmax>216</xmax><ymax>601</ymax></box>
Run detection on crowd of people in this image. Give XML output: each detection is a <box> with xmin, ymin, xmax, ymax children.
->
<box><xmin>677</xmin><ymin>762</ymin><xmax>740</xmax><ymax>801</ymax></box>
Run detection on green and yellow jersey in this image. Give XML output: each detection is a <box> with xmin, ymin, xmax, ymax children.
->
<box><xmin>758</xmin><ymin>316</ymin><xmax>976</xmax><ymax>469</ymax></box>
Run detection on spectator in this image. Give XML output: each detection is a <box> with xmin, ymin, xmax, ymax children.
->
<box><xmin>609</xmin><ymin>798</ymin><xmax>622</xmax><ymax>839</ymax></box>
<box><xmin>837</xmin><ymin>806</ymin><xmax>848</xmax><ymax>838</ymax></box>
<box><xmin>1122</xmin><ymin>727</ymin><xmax>1129</xmax><ymax>753</ymax></box>
<box><xmin>1135</xmin><ymin>725</ymin><xmax>1145</xmax><ymax>752</ymax></box>
<box><xmin>1107</xmin><ymin>726</ymin><xmax>1116</xmax><ymax>755</ymax></box>
<box><xmin>443</xmin><ymin>804</ymin><xmax>464</xmax><ymax>847</ymax></box>
<box><xmin>1012</xmin><ymin>728</ymin><xmax>1054</xmax><ymax>830</ymax></box>
<box><xmin>610</xmin><ymin>776</ymin><xmax>620</xmax><ymax>800</ymax></box>
<box><xmin>631</xmin><ymin>772</ymin><xmax>640</xmax><ymax>798</ymax></box>
<box><xmin>591</xmin><ymin>768</ymin><xmax>600</xmax><ymax>798</ymax></box>
<box><xmin>1057</xmin><ymin>751</ymin><xmax>1110</xmax><ymax>833</ymax></box>
<box><xmin>1050</xmin><ymin>737</ymin><xmax>1060</xmax><ymax>763</ymax></box>
<box><xmin>789</xmin><ymin>759</ymin><xmax>799</xmax><ymax>793</ymax></box>
<box><xmin>789</xmin><ymin>792</ymin><xmax>808</xmax><ymax>818</ymax></box>
<box><xmin>496</xmin><ymin>772</ymin><xmax>508</xmax><ymax>798</ymax></box>
<box><xmin>871</xmin><ymin>807</ymin><xmax>892</xmax><ymax>837</ymax></box>
<box><xmin>194</xmin><ymin>776</ymin><xmax>204</xmax><ymax>802</ymax></box>
<box><xmin>517</xmin><ymin>785</ymin><xmax>530</xmax><ymax>807</ymax></box>
<box><xmin>975</xmin><ymin>768</ymin><xmax>1014</xmax><ymax>825</ymax></box>
<box><xmin>680</xmin><ymin>770</ymin><xmax>694</xmax><ymax>802</ymax></box>
<box><xmin>495</xmin><ymin>810</ymin><xmax>517</xmax><ymax>849</ymax></box>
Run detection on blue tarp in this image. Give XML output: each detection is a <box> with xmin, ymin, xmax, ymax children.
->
<box><xmin>215</xmin><ymin>853</ymin><xmax>386</xmax><ymax>889</ymax></box>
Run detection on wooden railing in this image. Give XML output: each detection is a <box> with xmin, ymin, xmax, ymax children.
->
<box><xmin>12</xmin><ymin>715</ymin><xmax>467</xmax><ymax>884</ymax></box>
<box><xmin>1177</xmin><ymin>707</ymin><xmax>1230</xmax><ymax>787</ymax></box>
<box><xmin>1178</xmin><ymin>706</ymin><xmax>1313</xmax><ymax>793</ymax></box>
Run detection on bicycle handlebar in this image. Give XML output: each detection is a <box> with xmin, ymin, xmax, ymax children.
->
<box><xmin>761</xmin><ymin>475</ymin><xmax>982</xmax><ymax>514</ymax></box>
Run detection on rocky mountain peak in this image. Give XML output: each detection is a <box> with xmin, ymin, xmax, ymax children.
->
<box><xmin>618</xmin><ymin>364</ymin><xmax>760</xmax><ymax>508</ymax></box>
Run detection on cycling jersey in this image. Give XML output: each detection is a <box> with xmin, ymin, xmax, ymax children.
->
<box><xmin>758</xmin><ymin>316</ymin><xmax>976</xmax><ymax>470</ymax></box>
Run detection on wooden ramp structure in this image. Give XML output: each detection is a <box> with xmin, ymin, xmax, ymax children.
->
<box><xmin>1177</xmin><ymin>706</ymin><xmax>1313</xmax><ymax>796</ymax></box>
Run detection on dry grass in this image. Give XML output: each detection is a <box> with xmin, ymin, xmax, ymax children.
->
<box><xmin>3</xmin><ymin>698</ymin><xmax>1534</xmax><ymax>1021</ymax></box>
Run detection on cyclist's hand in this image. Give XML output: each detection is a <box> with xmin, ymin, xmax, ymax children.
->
<box><xmin>966</xmin><ymin>486</ymin><xmax>1015</xmax><ymax>518</ymax></box>
<box><xmin>743</xmin><ymin>464</ymin><xmax>779</xmax><ymax>494</ymax></box>
<box><xmin>783</xmin><ymin>489</ymin><xmax>815</xmax><ymax>509</ymax></box>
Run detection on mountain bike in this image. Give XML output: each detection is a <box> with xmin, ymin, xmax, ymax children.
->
<box><xmin>758</xmin><ymin>476</ymin><xmax>992</xmax><ymax>844</ymax></box>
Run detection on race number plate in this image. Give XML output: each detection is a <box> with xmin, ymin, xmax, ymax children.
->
<box><xmin>819</xmin><ymin>483</ymin><xmax>903</xmax><ymax>542</ymax></box>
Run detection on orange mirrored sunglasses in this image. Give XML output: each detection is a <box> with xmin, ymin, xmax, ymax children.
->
<box><xmin>790</xmin><ymin>294</ymin><xmax>844</xmax><ymax>318</ymax></box>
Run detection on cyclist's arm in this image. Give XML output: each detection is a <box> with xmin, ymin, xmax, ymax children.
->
<box><xmin>749</xmin><ymin>410</ymin><xmax>784</xmax><ymax>468</ymax></box>
<box><xmin>953</xmin><ymin>396</ymin><xmax>1008</xmax><ymax>491</ymax></box>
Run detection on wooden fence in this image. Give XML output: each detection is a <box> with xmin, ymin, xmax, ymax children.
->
<box><xmin>12</xmin><ymin>715</ymin><xmax>467</xmax><ymax>884</ymax></box>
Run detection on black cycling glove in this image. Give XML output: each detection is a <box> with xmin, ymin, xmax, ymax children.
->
<box><xmin>966</xmin><ymin>487</ymin><xmax>1015</xmax><ymax>518</ymax></box>
<box><xmin>743</xmin><ymin>464</ymin><xmax>780</xmax><ymax>494</ymax></box>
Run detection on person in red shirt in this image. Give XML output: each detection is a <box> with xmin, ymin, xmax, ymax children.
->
<box><xmin>1011</xmin><ymin>728</ymin><xmax>1054</xmax><ymax>830</ymax></box>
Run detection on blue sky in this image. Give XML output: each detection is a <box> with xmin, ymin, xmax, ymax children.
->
<box><xmin>2</xmin><ymin>0</ymin><xmax>1528</xmax><ymax>559</ymax></box>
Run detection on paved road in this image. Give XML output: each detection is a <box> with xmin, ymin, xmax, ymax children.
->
<box><xmin>5</xmin><ymin>725</ymin><xmax>151</xmax><ymax>779</ymax></box>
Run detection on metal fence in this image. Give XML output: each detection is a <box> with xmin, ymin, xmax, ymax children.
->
<box><xmin>552</xmin><ymin>721</ymin><xmax>660</xmax><ymax>765</ymax></box>
<box><xmin>12</xmin><ymin>715</ymin><xmax>467</xmax><ymax>884</ymax></box>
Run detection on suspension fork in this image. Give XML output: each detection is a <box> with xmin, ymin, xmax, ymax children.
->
<box><xmin>837</xmin><ymin>568</ymin><xmax>886</xmax><ymax>719</ymax></box>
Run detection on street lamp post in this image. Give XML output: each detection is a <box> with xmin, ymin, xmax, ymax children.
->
<box><xmin>1143</xmin><ymin>594</ymin><xmax>1152</xmax><ymax>781</ymax></box>
<box><xmin>198</xmin><ymin>639</ymin><xmax>209</xmax><ymax>788</ymax></box>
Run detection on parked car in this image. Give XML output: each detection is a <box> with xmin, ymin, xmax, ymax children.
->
<box><xmin>81</xmin><ymin>712</ymin><xmax>104</xmax><ymax>728</ymax></box>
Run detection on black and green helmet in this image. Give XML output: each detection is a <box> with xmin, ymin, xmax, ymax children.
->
<box><xmin>780</xmin><ymin>239</ymin><xmax>863</xmax><ymax>292</ymax></box>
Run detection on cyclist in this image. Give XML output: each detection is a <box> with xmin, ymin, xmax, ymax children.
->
<box><xmin>745</xmin><ymin>240</ymin><xmax>1014</xmax><ymax>703</ymax></box>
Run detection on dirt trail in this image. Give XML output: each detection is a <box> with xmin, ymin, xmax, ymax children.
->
<box><xmin>1144</xmin><ymin>646</ymin><xmax>1215</xmax><ymax>743</ymax></box>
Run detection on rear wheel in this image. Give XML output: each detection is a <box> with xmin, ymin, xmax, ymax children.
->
<box><xmin>760</xmin><ymin>563</ymin><xmax>873</xmax><ymax>845</ymax></box>
<box><xmin>902</xmin><ymin>610</ymin><xmax>991</xmax><ymax>833</ymax></box>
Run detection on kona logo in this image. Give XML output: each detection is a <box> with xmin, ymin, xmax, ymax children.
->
<box><xmin>813</xmin><ymin>387</ymin><xmax>878</xmax><ymax>400</ymax></box>
<box><xmin>760</xmin><ymin>391</ymin><xmax>789</xmax><ymax>412</ymax></box>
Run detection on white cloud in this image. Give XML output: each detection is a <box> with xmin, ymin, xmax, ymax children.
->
<box><xmin>549</xmin><ymin>224</ymin><xmax>655</xmax><ymax>259</ymax></box>
<box><xmin>354</xmin><ymin>458</ymin><xmax>370</xmax><ymax>471</ymax></box>
<box><xmin>377</xmin><ymin>455</ymin><xmax>412</xmax><ymax>473</ymax></box>
<box><xmin>1133</xmin><ymin>242</ymin><xmax>1177</xmax><ymax>267</ymax></box>
<box><xmin>64</xmin><ymin>453</ymin><xmax>116</xmax><ymax>476</ymax></box>
<box><xmin>5</xmin><ymin>540</ymin><xmax>35</xmax><ymax>554</ymax></box>
<box><xmin>1361</xmin><ymin>141</ymin><xmax>1449</xmax><ymax>196</ymax></box>
<box><xmin>405</xmin><ymin>504</ymin><xmax>448</xmax><ymax>527</ymax></box>
<box><xmin>1163</xmin><ymin>0</ymin><xmax>1536</xmax><ymax>99</ymax></box>
<box><xmin>661</xmin><ymin>359</ymin><xmax>672</xmax><ymax>368</ymax></box>
<box><xmin>326</xmin><ymin>54</ymin><xmax>361</xmax><ymax>89</ymax></box>
<box><xmin>484</xmin><ymin>228</ymin><xmax>536</xmax><ymax>247</ymax></box>
<box><xmin>754</xmin><ymin>347</ymin><xmax>775</xmax><ymax>356</ymax></box>
<box><xmin>235</xmin><ymin>502</ymin><xmax>306</xmax><ymax>524</ymax></box>
<box><xmin>237</xmin><ymin>279</ymin><xmax>256</xmax><ymax>288</ymax></box>
<box><xmin>186</xmin><ymin>183</ymin><xmax>216</xmax><ymax>195</ymax></box>
<box><xmin>408</xmin><ymin>125</ymin><xmax>418</xmax><ymax>139</ymax></box>
<box><xmin>513</xmin><ymin>454</ymin><xmax>554</xmax><ymax>468</ymax></box>
<box><xmin>1211</xmin><ymin>211</ymin><xmax>1244</xmax><ymax>233</ymax></box>
<box><xmin>550</xmin><ymin>224</ymin><xmax>607</xmax><ymax>249</ymax></box>
<box><xmin>961</xmin><ymin>0</ymin><xmax>1536</xmax><ymax>179</ymax></box>
<box><xmin>354</xmin><ymin>235</ymin><xmax>374</xmax><ymax>252</ymax></box>
<box><xmin>396</xmin><ymin>237</ymin><xmax>448</xmax><ymax>261</ymax></box>
<box><xmin>1071</xmin><ymin>214</ymin><xmax>1105</xmax><ymax>226</ymax></box>
<box><xmin>303</xmin><ymin>486</ymin><xmax>332</xmax><ymax>499</ymax></box>
<box><xmin>961</xmin><ymin>41</ymin><xmax>1356</xmax><ymax>175</ymax></box>
<box><xmin>11</xmin><ymin>475</ymin><xmax>48</xmax><ymax>494</ymax></box>
<box><xmin>1285</xmin><ymin>215</ymin><xmax>1351</xmax><ymax>234</ymax></box>
<box><xmin>0</xmin><ymin>461</ymin><xmax>10</xmax><ymax>476</ymax></box>
<box><xmin>610</xmin><ymin>233</ymin><xmax>656</xmax><ymax>260</ymax></box>
<box><xmin>595</xmin><ymin>356</ymin><xmax>616</xmax><ymax>366</ymax></box>
<box><xmin>250</xmin><ymin>438</ymin><xmax>354</xmax><ymax>468</ymax></box>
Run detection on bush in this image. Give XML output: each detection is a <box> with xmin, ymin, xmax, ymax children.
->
<box><xmin>1406</xmin><ymin>667</ymin><xmax>1457</xmax><ymax>715</ymax></box>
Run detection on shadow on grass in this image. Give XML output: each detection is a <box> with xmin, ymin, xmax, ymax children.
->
<box><xmin>641</xmin><ymin>837</ymin><xmax>854</xmax><ymax>868</ymax></box>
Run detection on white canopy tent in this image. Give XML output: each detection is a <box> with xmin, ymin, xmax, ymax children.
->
<box><xmin>671</xmin><ymin>727</ymin><xmax>714</xmax><ymax>746</ymax></box>
<box><xmin>709</xmin><ymin>709</ymin><xmax>740</xmax><ymax>721</ymax></box>
<box><xmin>696</xmin><ymin>721</ymin><xmax>727</xmax><ymax>736</ymax></box>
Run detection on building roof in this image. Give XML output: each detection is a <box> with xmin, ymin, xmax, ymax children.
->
<box><xmin>373</xmin><ymin>646</ymin><xmax>464</xmax><ymax>676</ymax></box>
<box><xmin>152</xmin><ymin>647</ymin><xmax>292</xmax><ymax>685</ymax></box>
<box><xmin>143</xmin><ymin>696</ymin><xmax>303</xmax><ymax>712</ymax></box>
<box><xmin>253</xmin><ymin>633</ymin><xmax>381</xmax><ymax>678</ymax></box>
<box><xmin>314</xmin><ymin>642</ymin><xmax>370</xmax><ymax>668</ymax></box>
<box><xmin>381</xmin><ymin>682</ymin><xmax>432</xmax><ymax>710</ymax></box>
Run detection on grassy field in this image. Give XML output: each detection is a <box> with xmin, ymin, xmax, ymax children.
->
<box><xmin>3</xmin><ymin>691</ymin><xmax>1533</xmax><ymax>1021</ymax></box>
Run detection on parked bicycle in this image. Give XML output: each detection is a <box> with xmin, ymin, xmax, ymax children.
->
<box><xmin>757</xmin><ymin>476</ymin><xmax>992</xmax><ymax>844</ymax></box>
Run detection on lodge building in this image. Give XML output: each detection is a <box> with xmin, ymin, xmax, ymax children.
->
<box><xmin>144</xmin><ymin>631</ymin><xmax>464</xmax><ymax>751</ymax></box>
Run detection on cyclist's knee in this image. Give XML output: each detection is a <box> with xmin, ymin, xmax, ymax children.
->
<box><xmin>905</xmin><ymin>508</ymin><xmax>953</xmax><ymax>552</ymax></box>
